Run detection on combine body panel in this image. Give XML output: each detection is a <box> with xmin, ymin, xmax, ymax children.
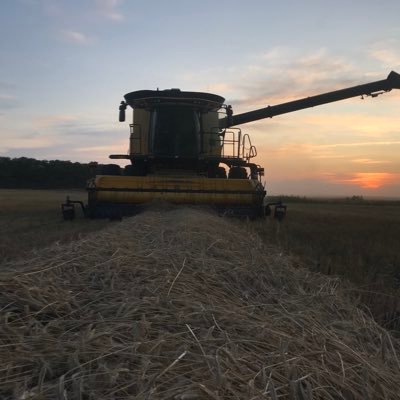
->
<box><xmin>62</xmin><ymin>71</ymin><xmax>400</xmax><ymax>220</ymax></box>
<box><xmin>201</xmin><ymin>111</ymin><xmax>223</xmax><ymax>157</ymax></box>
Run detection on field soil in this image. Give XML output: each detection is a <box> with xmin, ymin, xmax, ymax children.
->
<box><xmin>0</xmin><ymin>189</ymin><xmax>107</xmax><ymax>261</ymax></box>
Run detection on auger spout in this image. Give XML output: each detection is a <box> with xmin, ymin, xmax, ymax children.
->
<box><xmin>387</xmin><ymin>70</ymin><xmax>400</xmax><ymax>89</ymax></box>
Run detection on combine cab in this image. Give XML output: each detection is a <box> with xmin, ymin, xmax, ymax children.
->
<box><xmin>62</xmin><ymin>71</ymin><xmax>400</xmax><ymax>220</ymax></box>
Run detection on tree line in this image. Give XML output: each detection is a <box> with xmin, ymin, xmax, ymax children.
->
<box><xmin>0</xmin><ymin>157</ymin><xmax>93</xmax><ymax>189</ymax></box>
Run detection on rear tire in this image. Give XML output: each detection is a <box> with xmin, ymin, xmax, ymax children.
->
<box><xmin>228</xmin><ymin>167</ymin><xmax>247</xmax><ymax>179</ymax></box>
<box><xmin>96</xmin><ymin>164</ymin><xmax>121</xmax><ymax>175</ymax></box>
<box><xmin>62</xmin><ymin>206</ymin><xmax>75</xmax><ymax>221</ymax></box>
<box><xmin>216</xmin><ymin>166</ymin><xmax>227</xmax><ymax>178</ymax></box>
<box><xmin>124</xmin><ymin>163</ymin><xmax>146</xmax><ymax>176</ymax></box>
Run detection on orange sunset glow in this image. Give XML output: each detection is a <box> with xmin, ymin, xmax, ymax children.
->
<box><xmin>327</xmin><ymin>172</ymin><xmax>399</xmax><ymax>189</ymax></box>
<box><xmin>240</xmin><ymin>98</ymin><xmax>400</xmax><ymax>197</ymax></box>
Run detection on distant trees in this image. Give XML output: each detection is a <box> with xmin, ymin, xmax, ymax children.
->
<box><xmin>346</xmin><ymin>195</ymin><xmax>365</xmax><ymax>202</ymax></box>
<box><xmin>0</xmin><ymin>157</ymin><xmax>93</xmax><ymax>189</ymax></box>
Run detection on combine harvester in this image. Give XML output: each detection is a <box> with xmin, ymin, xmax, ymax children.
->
<box><xmin>62</xmin><ymin>71</ymin><xmax>400</xmax><ymax>220</ymax></box>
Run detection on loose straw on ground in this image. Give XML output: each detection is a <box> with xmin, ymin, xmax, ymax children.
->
<box><xmin>0</xmin><ymin>206</ymin><xmax>399</xmax><ymax>399</ymax></box>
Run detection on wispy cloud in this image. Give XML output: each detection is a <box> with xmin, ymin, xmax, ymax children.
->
<box><xmin>0</xmin><ymin>94</ymin><xmax>19</xmax><ymax>110</ymax></box>
<box><xmin>0</xmin><ymin>81</ymin><xmax>16</xmax><ymax>91</ymax></box>
<box><xmin>315</xmin><ymin>141</ymin><xmax>400</xmax><ymax>149</ymax></box>
<box><xmin>31</xmin><ymin>114</ymin><xmax>121</xmax><ymax>138</ymax></box>
<box><xmin>1</xmin><ymin>131</ymin><xmax>59</xmax><ymax>150</ymax></box>
<box><xmin>232</xmin><ymin>50</ymin><xmax>361</xmax><ymax>108</ymax></box>
<box><xmin>351</xmin><ymin>158</ymin><xmax>391</xmax><ymax>165</ymax></box>
<box><xmin>1</xmin><ymin>120</ymin><xmax>128</xmax><ymax>163</ymax></box>
<box><xmin>369</xmin><ymin>39</ymin><xmax>400</xmax><ymax>68</ymax></box>
<box><xmin>191</xmin><ymin>46</ymin><xmax>399</xmax><ymax>114</ymax></box>
<box><xmin>192</xmin><ymin>48</ymin><xmax>361</xmax><ymax>107</ymax></box>
<box><xmin>95</xmin><ymin>0</ymin><xmax>124</xmax><ymax>21</ymax></box>
<box><xmin>18</xmin><ymin>0</ymin><xmax>64</xmax><ymax>18</ymax></box>
<box><xmin>62</xmin><ymin>30</ymin><xmax>93</xmax><ymax>45</ymax></box>
<box><xmin>76</xmin><ymin>143</ymin><xmax>128</xmax><ymax>154</ymax></box>
<box><xmin>370</xmin><ymin>49</ymin><xmax>400</xmax><ymax>66</ymax></box>
<box><xmin>204</xmin><ymin>83</ymin><xmax>234</xmax><ymax>93</ymax></box>
<box><xmin>33</xmin><ymin>114</ymin><xmax>79</xmax><ymax>129</ymax></box>
<box><xmin>299</xmin><ymin>114</ymin><xmax>400</xmax><ymax>138</ymax></box>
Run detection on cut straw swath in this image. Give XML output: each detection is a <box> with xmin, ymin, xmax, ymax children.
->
<box><xmin>0</xmin><ymin>207</ymin><xmax>398</xmax><ymax>399</ymax></box>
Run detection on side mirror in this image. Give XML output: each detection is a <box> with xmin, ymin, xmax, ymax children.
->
<box><xmin>119</xmin><ymin>101</ymin><xmax>127</xmax><ymax>122</ymax></box>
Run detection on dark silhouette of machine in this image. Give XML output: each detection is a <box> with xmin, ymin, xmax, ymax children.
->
<box><xmin>62</xmin><ymin>71</ymin><xmax>400</xmax><ymax>220</ymax></box>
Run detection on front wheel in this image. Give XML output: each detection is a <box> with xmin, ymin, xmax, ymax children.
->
<box><xmin>228</xmin><ymin>167</ymin><xmax>247</xmax><ymax>179</ymax></box>
<box><xmin>96</xmin><ymin>164</ymin><xmax>121</xmax><ymax>175</ymax></box>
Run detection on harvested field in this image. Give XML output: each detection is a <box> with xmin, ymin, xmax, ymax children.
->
<box><xmin>0</xmin><ymin>189</ymin><xmax>107</xmax><ymax>261</ymax></box>
<box><xmin>1</xmin><ymin>207</ymin><xmax>399</xmax><ymax>399</ymax></box>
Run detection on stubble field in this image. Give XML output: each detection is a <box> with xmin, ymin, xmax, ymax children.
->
<box><xmin>0</xmin><ymin>189</ymin><xmax>107</xmax><ymax>262</ymax></box>
<box><xmin>1</xmin><ymin>188</ymin><xmax>400</xmax><ymax>398</ymax></box>
<box><xmin>253</xmin><ymin>198</ymin><xmax>400</xmax><ymax>329</ymax></box>
<box><xmin>1</xmin><ymin>189</ymin><xmax>399</xmax><ymax>329</ymax></box>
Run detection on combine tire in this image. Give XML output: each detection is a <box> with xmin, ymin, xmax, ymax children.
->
<box><xmin>216</xmin><ymin>167</ymin><xmax>227</xmax><ymax>179</ymax></box>
<box><xmin>207</xmin><ymin>165</ymin><xmax>226</xmax><ymax>178</ymax></box>
<box><xmin>62</xmin><ymin>205</ymin><xmax>75</xmax><ymax>220</ymax></box>
<box><xmin>124</xmin><ymin>163</ymin><xmax>146</xmax><ymax>176</ymax></box>
<box><xmin>228</xmin><ymin>167</ymin><xmax>247</xmax><ymax>179</ymax></box>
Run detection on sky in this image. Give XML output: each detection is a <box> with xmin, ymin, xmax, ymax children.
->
<box><xmin>1</xmin><ymin>0</ymin><xmax>400</xmax><ymax>197</ymax></box>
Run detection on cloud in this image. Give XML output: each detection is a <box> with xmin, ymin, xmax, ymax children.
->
<box><xmin>190</xmin><ymin>46</ymin><xmax>399</xmax><ymax>116</ymax></box>
<box><xmin>76</xmin><ymin>143</ymin><xmax>128</xmax><ymax>154</ymax></box>
<box><xmin>0</xmin><ymin>94</ymin><xmax>19</xmax><ymax>110</ymax></box>
<box><xmin>21</xmin><ymin>0</ymin><xmax>125</xmax><ymax>23</ymax></box>
<box><xmin>0</xmin><ymin>81</ymin><xmax>16</xmax><ymax>91</ymax></box>
<box><xmin>204</xmin><ymin>83</ymin><xmax>234</xmax><ymax>94</ymax></box>
<box><xmin>1</xmin><ymin>124</ymin><xmax>128</xmax><ymax>164</ymax></box>
<box><xmin>351</xmin><ymin>158</ymin><xmax>391</xmax><ymax>165</ymax></box>
<box><xmin>33</xmin><ymin>114</ymin><xmax>78</xmax><ymax>128</ymax></box>
<box><xmin>314</xmin><ymin>141</ymin><xmax>400</xmax><ymax>149</ymax></box>
<box><xmin>230</xmin><ymin>50</ymin><xmax>362</xmax><ymax>109</ymax></box>
<box><xmin>192</xmin><ymin>48</ymin><xmax>362</xmax><ymax>108</ymax></box>
<box><xmin>95</xmin><ymin>0</ymin><xmax>124</xmax><ymax>21</ymax></box>
<box><xmin>62</xmin><ymin>30</ymin><xmax>93</xmax><ymax>45</ymax></box>
<box><xmin>18</xmin><ymin>0</ymin><xmax>64</xmax><ymax>18</ymax></box>
<box><xmin>31</xmin><ymin>114</ymin><xmax>123</xmax><ymax>138</ymax></box>
<box><xmin>8</xmin><ymin>113</ymin><xmax>126</xmax><ymax>162</ymax></box>
<box><xmin>370</xmin><ymin>49</ymin><xmax>400</xmax><ymax>67</ymax></box>
<box><xmin>1</xmin><ymin>132</ymin><xmax>58</xmax><ymax>151</ymax></box>
<box><xmin>2</xmin><ymin>109</ymin><xmax>128</xmax><ymax>163</ymax></box>
<box><xmin>299</xmin><ymin>113</ymin><xmax>400</xmax><ymax>139</ymax></box>
<box><xmin>369</xmin><ymin>40</ymin><xmax>400</xmax><ymax>68</ymax></box>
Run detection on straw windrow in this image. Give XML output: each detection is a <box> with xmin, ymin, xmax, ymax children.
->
<box><xmin>0</xmin><ymin>208</ymin><xmax>399</xmax><ymax>399</ymax></box>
